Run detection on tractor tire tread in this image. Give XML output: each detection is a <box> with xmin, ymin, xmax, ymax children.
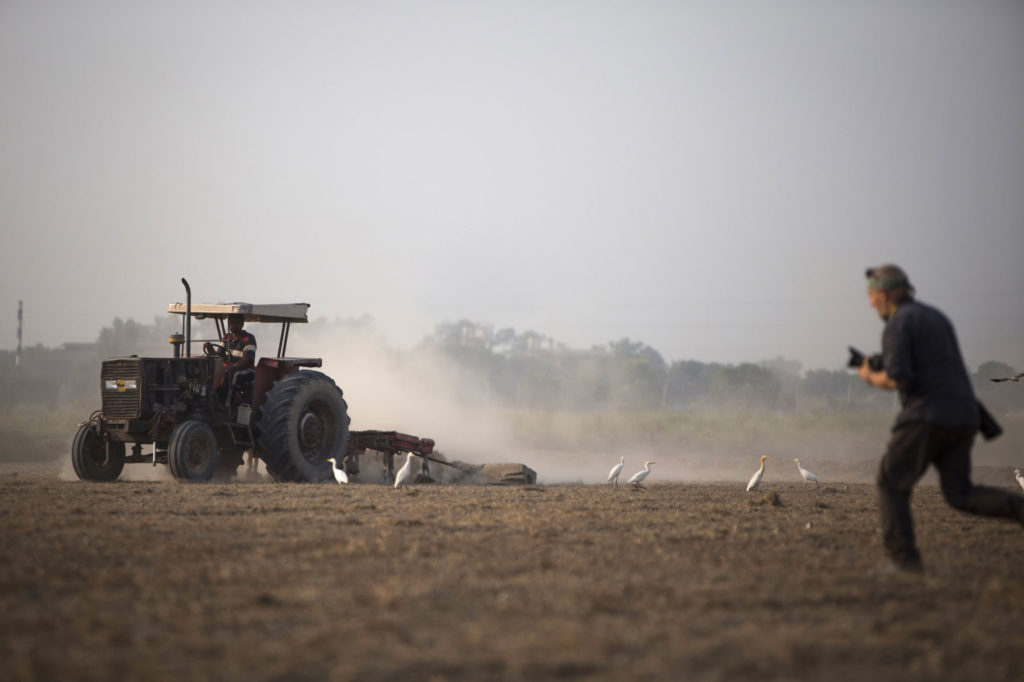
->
<box><xmin>257</xmin><ymin>371</ymin><xmax>349</xmax><ymax>483</ymax></box>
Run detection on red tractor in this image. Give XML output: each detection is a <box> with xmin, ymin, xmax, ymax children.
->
<box><xmin>72</xmin><ymin>279</ymin><xmax>435</xmax><ymax>483</ymax></box>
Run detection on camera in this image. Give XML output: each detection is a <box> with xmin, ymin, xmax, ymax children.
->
<box><xmin>847</xmin><ymin>346</ymin><xmax>884</xmax><ymax>372</ymax></box>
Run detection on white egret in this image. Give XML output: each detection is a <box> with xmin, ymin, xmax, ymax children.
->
<box><xmin>1015</xmin><ymin>468</ymin><xmax>1024</xmax><ymax>493</ymax></box>
<box><xmin>325</xmin><ymin>457</ymin><xmax>348</xmax><ymax>484</ymax></box>
<box><xmin>747</xmin><ymin>455</ymin><xmax>771</xmax><ymax>492</ymax></box>
<box><xmin>627</xmin><ymin>461</ymin><xmax>655</xmax><ymax>488</ymax></box>
<box><xmin>607</xmin><ymin>457</ymin><xmax>625</xmax><ymax>487</ymax></box>
<box><xmin>394</xmin><ymin>452</ymin><xmax>420</xmax><ymax>489</ymax></box>
<box><xmin>793</xmin><ymin>458</ymin><xmax>820</xmax><ymax>487</ymax></box>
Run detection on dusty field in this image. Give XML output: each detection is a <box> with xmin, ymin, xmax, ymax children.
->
<box><xmin>2</xmin><ymin>462</ymin><xmax>1024</xmax><ymax>682</ymax></box>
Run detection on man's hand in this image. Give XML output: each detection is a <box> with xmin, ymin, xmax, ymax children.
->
<box><xmin>859</xmin><ymin>359</ymin><xmax>898</xmax><ymax>390</ymax></box>
<box><xmin>203</xmin><ymin>342</ymin><xmax>224</xmax><ymax>357</ymax></box>
<box><xmin>857</xmin><ymin>358</ymin><xmax>872</xmax><ymax>382</ymax></box>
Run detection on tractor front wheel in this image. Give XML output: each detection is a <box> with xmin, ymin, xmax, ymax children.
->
<box><xmin>71</xmin><ymin>422</ymin><xmax>125</xmax><ymax>482</ymax></box>
<box><xmin>167</xmin><ymin>421</ymin><xmax>220</xmax><ymax>482</ymax></box>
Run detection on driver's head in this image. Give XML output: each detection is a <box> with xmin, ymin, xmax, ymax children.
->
<box><xmin>227</xmin><ymin>314</ymin><xmax>245</xmax><ymax>334</ymax></box>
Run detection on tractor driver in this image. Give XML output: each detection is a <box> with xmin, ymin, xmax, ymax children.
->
<box><xmin>204</xmin><ymin>314</ymin><xmax>257</xmax><ymax>405</ymax></box>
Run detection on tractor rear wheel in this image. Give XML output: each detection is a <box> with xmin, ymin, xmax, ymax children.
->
<box><xmin>257</xmin><ymin>371</ymin><xmax>349</xmax><ymax>482</ymax></box>
<box><xmin>71</xmin><ymin>422</ymin><xmax>125</xmax><ymax>482</ymax></box>
<box><xmin>167</xmin><ymin>421</ymin><xmax>220</xmax><ymax>482</ymax></box>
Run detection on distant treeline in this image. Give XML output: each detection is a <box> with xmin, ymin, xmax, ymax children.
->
<box><xmin>416</xmin><ymin>320</ymin><xmax>1022</xmax><ymax>415</ymax></box>
<box><xmin>2</xmin><ymin>315</ymin><xmax>1020</xmax><ymax>416</ymax></box>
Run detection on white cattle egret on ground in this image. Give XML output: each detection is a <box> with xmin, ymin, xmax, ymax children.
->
<box><xmin>793</xmin><ymin>458</ymin><xmax>820</xmax><ymax>487</ymax></box>
<box><xmin>608</xmin><ymin>457</ymin><xmax>625</xmax><ymax>486</ymax></box>
<box><xmin>1015</xmin><ymin>468</ymin><xmax>1024</xmax><ymax>493</ymax></box>
<box><xmin>394</xmin><ymin>453</ymin><xmax>420</xmax><ymax>489</ymax></box>
<box><xmin>325</xmin><ymin>457</ymin><xmax>348</xmax><ymax>484</ymax></box>
<box><xmin>747</xmin><ymin>456</ymin><xmax>771</xmax><ymax>492</ymax></box>
<box><xmin>627</xmin><ymin>461</ymin><xmax>655</xmax><ymax>488</ymax></box>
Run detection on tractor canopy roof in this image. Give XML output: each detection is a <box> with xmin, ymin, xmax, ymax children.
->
<box><xmin>167</xmin><ymin>302</ymin><xmax>310</xmax><ymax>324</ymax></box>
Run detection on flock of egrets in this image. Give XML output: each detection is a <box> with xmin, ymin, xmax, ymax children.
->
<box><xmin>329</xmin><ymin>452</ymin><xmax>1024</xmax><ymax>493</ymax></box>
<box><xmin>607</xmin><ymin>454</ymin><xmax>821</xmax><ymax>491</ymax></box>
<box><xmin>608</xmin><ymin>458</ymin><xmax>1024</xmax><ymax>493</ymax></box>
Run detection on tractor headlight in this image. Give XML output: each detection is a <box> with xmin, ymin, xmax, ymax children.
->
<box><xmin>104</xmin><ymin>379</ymin><xmax>138</xmax><ymax>392</ymax></box>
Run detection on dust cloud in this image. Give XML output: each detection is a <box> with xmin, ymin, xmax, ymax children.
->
<box><xmin>287</xmin><ymin>323</ymin><xmax>686</xmax><ymax>485</ymax></box>
<box><xmin>290</xmin><ymin>323</ymin><xmax>526</xmax><ymax>469</ymax></box>
<box><xmin>292</xmin><ymin>323</ymin><xmax>834</xmax><ymax>485</ymax></box>
<box><xmin>284</xmin><ymin>322</ymin><xmax>873</xmax><ymax>486</ymax></box>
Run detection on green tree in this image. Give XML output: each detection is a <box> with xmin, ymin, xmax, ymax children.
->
<box><xmin>605</xmin><ymin>339</ymin><xmax>666</xmax><ymax>409</ymax></box>
<box><xmin>666</xmin><ymin>360</ymin><xmax>719</xmax><ymax>407</ymax></box>
<box><xmin>708</xmin><ymin>363</ymin><xmax>781</xmax><ymax>410</ymax></box>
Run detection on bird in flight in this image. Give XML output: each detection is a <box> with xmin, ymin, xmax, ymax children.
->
<box><xmin>990</xmin><ymin>372</ymin><xmax>1024</xmax><ymax>383</ymax></box>
<box><xmin>326</xmin><ymin>457</ymin><xmax>348</xmax><ymax>484</ymax></box>
<box><xmin>793</xmin><ymin>458</ymin><xmax>820</xmax><ymax>487</ymax></box>
<box><xmin>607</xmin><ymin>456</ymin><xmax>625</xmax><ymax>487</ymax></box>
<box><xmin>627</xmin><ymin>461</ymin><xmax>655</xmax><ymax>488</ymax></box>
<box><xmin>747</xmin><ymin>455</ymin><xmax>771</xmax><ymax>492</ymax></box>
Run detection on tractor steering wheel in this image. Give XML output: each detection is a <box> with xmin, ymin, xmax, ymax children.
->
<box><xmin>203</xmin><ymin>342</ymin><xmax>226</xmax><ymax>358</ymax></box>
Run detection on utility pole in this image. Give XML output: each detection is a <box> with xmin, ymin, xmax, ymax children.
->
<box><xmin>16</xmin><ymin>300</ymin><xmax>23</xmax><ymax>370</ymax></box>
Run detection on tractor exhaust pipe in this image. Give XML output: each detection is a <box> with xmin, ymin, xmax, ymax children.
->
<box><xmin>181</xmin><ymin>278</ymin><xmax>191</xmax><ymax>358</ymax></box>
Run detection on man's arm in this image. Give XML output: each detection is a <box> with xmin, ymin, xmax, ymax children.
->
<box><xmin>227</xmin><ymin>355</ymin><xmax>253</xmax><ymax>371</ymax></box>
<box><xmin>863</xmin><ymin>307</ymin><xmax>911</xmax><ymax>392</ymax></box>
<box><xmin>858</xmin><ymin>359</ymin><xmax>899</xmax><ymax>390</ymax></box>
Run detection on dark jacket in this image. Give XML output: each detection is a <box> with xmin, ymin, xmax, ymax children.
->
<box><xmin>882</xmin><ymin>299</ymin><xmax>978</xmax><ymax>429</ymax></box>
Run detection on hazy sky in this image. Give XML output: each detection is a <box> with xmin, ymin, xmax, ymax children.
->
<box><xmin>2</xmin><ymin>0</ymin><xmax>1022</xmax><ymax>372</ymax></box>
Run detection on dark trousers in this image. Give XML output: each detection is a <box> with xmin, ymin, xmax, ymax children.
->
<box><xmin>877</xmin><ymin>421</ymin><xmax>1024</xmax><ymax>563</ymax></box>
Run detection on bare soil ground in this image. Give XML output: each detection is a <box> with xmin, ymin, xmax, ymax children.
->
<box><xmin>2</xmin><ymin>462</ymin><xmax>1024</xmax><ymax>682</ymax></box>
